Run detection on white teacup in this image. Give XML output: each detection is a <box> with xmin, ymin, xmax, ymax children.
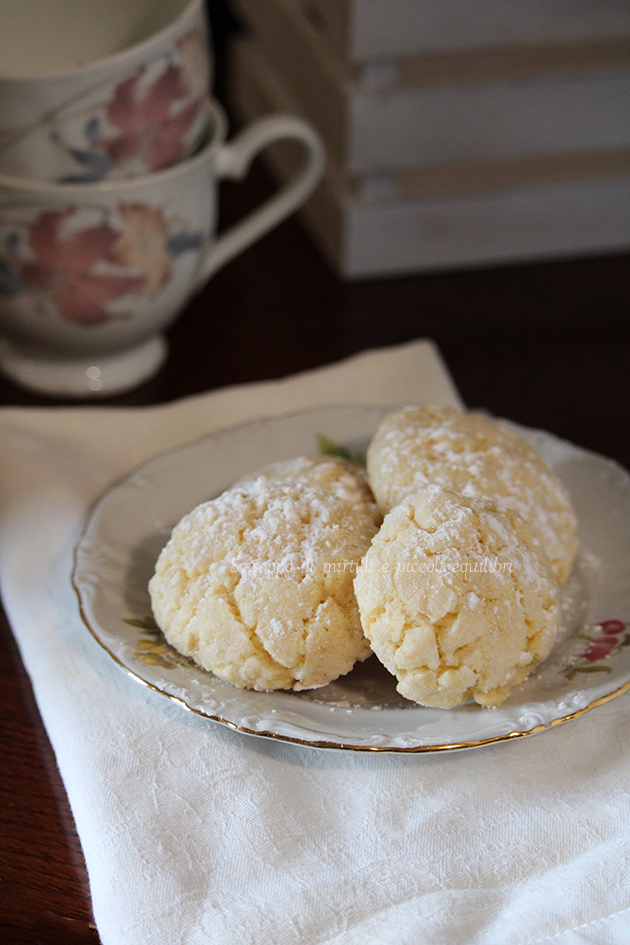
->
<box><xmin>0</xmin><ymin>0</ymin><xmax>211</xmax><ymax>182</ymax></box>
<box><xmin>0</xmin><ymin>99</ymin><xmax>325</xmax><ymax>397</ymax></box>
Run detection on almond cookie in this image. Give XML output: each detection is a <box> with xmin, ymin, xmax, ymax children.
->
<box><xmin>149</xmin><ymin>476</ymin><xmax>377</xmax><ymax>691</ymax></box>
<box><xmin>353</xmin><ymin>487</ymin><xmax>560</xmax><ymax>709</ymax></box>
<box><xmin>235</xmin><ymin>454</ymin><xmax>380</xmax><ymax>525</ymax></box>
<box><xmin>367</xmin><ymin>405</ymin><xmax>577</xmax><ymax>584</ymax></box>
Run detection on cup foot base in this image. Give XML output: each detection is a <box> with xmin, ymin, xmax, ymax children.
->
<box><xmin>0</xmin><ymin>335</ymin><xmax>168</xmax><ymax>398</ymax></box>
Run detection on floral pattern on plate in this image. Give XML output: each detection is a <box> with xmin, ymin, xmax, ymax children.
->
<box><xmin>563</xmin><ymin>620</ymin><xmax>630</xmax><ymax>680</ymax></box>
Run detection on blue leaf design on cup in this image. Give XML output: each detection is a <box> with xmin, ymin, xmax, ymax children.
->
<box><xmin>0</xmin><ymin>256</ymin><xmax>24</xmax><ymax>296</ymax></box>
<box><xmin>167</xmin><ymin>231</ymin><xmax>205</xmax><ymax>257</ymax></box>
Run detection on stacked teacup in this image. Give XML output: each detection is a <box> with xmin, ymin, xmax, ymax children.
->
<box><xmin>0</xmin><ymin>0</ymin><xmax>324</xmax><ymax>396</ymax></box>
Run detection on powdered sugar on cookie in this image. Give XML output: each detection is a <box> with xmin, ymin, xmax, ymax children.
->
<box><xmin>149</xmin><ymin>476</ymin><xmax>377</xmax><ymax>691</ymax></box>
<box><xmin>367</xmin><ymin>405</ymin><xmax>578</xmax><ymax>584</ymax></box>
<box><xmin>354</xmin><ymin>487</ymin><xmax>560</xmax><ymax>709</ymax></box>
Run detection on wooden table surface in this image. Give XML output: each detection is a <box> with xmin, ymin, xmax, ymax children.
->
<box><xmin>1</xmin><ymin>71</ymin><xmax>629</xmax><ymax>944</ymax></box>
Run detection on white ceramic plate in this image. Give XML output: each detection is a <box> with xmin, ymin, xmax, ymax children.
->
<box><xmin>72</xmin><ymin>405</ymin><xmax>630</xmax><ymax>752</ymax></box>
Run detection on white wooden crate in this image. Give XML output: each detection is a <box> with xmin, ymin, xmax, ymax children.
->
<box><xmin>232</xmin><ymin>0</ymin><xmax>630</xmax><ymax>175</ymax></box>
<box><xmin>230</xmin><ymin>38</ymin><xmax>630</xmax><ymax>279</ymax></box>
<box><xmin>289</xmin><ymin>0</ymin><xmax>630</xmax><ymax>63</ymax></box>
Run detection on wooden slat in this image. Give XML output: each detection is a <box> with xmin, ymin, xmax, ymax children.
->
<box><xmin>289</xmin><ymin>0</ymin><xmax>630</xmax><ymax>64</ymax></box>
<box><xmin>401</xmin><ymin>38</ymin><xmax>630</xmax><ymax>87</ymax></box>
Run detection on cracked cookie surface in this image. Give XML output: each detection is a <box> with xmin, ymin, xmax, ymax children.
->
<box><xmin>367</xmin><ymin>405</ymin><xmax>578</xmax><ymax>584</ymax></box>
<box><xmin>235</xmin><ymin>454</ymin><xmax>380</xmax><ymax>526</ymax></box>
<box><xmin>353</xmin><ymin>486</ymin><xmax>560</xmax><ymax>708</ymax></box>
<box><xmin>149</xmin><ymin>476</ymin><xmax>377</xmax><ymax>691</ymax></box>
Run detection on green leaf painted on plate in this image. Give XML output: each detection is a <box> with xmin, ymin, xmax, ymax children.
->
<box><xmin>124</xmin><ymin>615</ymin><xmax>192</xmax><ymax>670</ymax></box>
<box><xmin>565</xmin><ymin>664</ymin><xmax>613</xmax><ymax>681</ymax></box>
<box><xmin>316</xmin><ymin>433</ymin><xmax>366</xmax><ymax>466</ymax></box>
<box><xmin>124</xmin><ymin>616</ymin><xmax>158</xmax><ymax>630</ymax></box>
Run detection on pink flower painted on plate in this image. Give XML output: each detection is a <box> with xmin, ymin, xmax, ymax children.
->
<box><xmin>96</xmin><ymin>44</ymin><xmax>204</xmax><ymax>173</ymax></box>
<box><xmin>564</xmin><ymin>619</ymin><xmax>629</xmax><ymax>680</ymax></box>
<box><xmin>16</xmin><ymin>208</ymin><xmax>146</xmax><ymax>325</ymax></box>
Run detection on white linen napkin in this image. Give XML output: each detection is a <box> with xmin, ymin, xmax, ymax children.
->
<box><xmin>1</xmin><ymin>339</ymin><xmax>629</xmax><ymax>945</ymax></box>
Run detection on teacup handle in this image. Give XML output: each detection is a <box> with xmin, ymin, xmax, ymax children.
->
<box><xmin>194</xmin><ymin>115</ymin><xmax>325</xmax><ymax>289</ymax></box>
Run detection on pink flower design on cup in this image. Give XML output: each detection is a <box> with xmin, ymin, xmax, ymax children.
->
<box><xmin>94</xmin><ymin>30</ymin><xmax>206</xmax><ymax>174</ymax></box>
<box><xmin>176</xmin><ymin>28</ymin><xmax>212</xmax><ymax>102</ymax></box>
<box><xmin>15</xmin><ymin>208</ymin><xmax>145</xmax><ymax>325</ymax></box>
<box><xmin>0</xmin><ymin>14</ymin><xmax>211</xmax><ymax>185</ymax></box>
<box><xmin>108</xmin><ymin>204</ymin><xmax>173</xmax><ymax>297</ymax></box>
<box><xmin>1</xmin><ymin>203</ymin><xmax>204</xmax><ymax>326</ymax></box>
